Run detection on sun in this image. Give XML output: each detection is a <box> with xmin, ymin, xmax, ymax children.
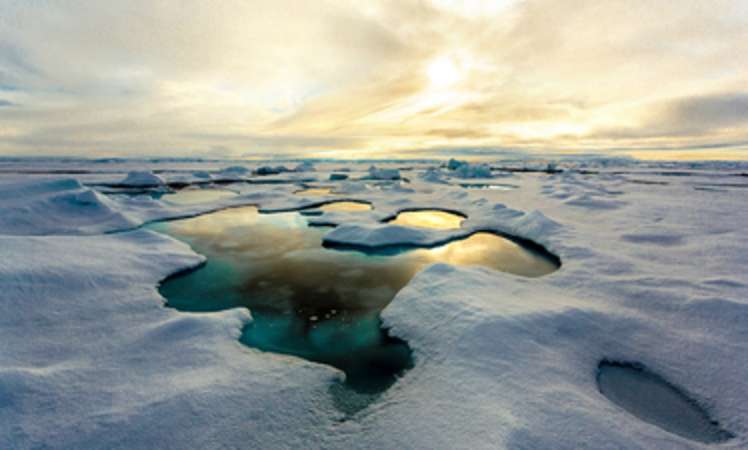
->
<box><xmin>427</xmin><ymin>56</ymin><xmax>460</xmax><ymax>88</ymax></box>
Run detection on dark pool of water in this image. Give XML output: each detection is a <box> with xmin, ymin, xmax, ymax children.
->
<box><xmin>597</xmin><ymin>361</ymin><xmax>733</xmax><ymax>443</ymax></box>
<box><xmin>150</xmin><ymin>206</ymin><xmax>559</xmax><ymax>413</ymax></box>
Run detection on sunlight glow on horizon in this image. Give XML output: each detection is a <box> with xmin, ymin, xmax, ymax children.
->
<box><xmin>0</xmin><ymin>0</ymin><xmax>746</xmax><ymax>160</ymax></box>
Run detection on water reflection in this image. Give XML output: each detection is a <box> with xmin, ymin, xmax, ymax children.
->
<box><xmin>296</xmin><ymin>187</ymin><xmax>334</xmax><ymax>196</ymax></box>
<box><xmin>317</xmin><ymin>201</ymin><xmax>372</xmax><ymax>212</ymax></box>
<box><xmin>152</xmin><ymin>206</ymin><xmax>558</xmax><ymax>413</ymax></box>
<box><xmin>387</xmin><ymin>210</ymin><xmax>465</xmax><ymax>230</ymax></box>
<box><xmin>163</xmin><ymin>188</ymin><xmax>237</xmax><ymax>205</ymax></box>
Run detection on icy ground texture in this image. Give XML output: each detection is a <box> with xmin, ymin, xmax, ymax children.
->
<box><xmin>1</xmin><ymin>159</ymin><xmax>747</xmax><ymax>449</ymax></box>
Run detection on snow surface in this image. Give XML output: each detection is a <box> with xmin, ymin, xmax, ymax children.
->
<box><xmin>1</xmin><ymin>158</ymin><xmax>747</xmax><ymax>449</ymax></box>
<box><xmin>447</xmin><ymin>158</ymin><xmax>494</xmax><ymax>178</ymax></box>
<box><xmin>367</xmin><ymin>165</ymin><xmax>401</xmax><ymax>180</ymax></box>
<box><xmin>121</xmin><ymin>171</ymin><xmax>165</xmax><ymax>187</ymax></box>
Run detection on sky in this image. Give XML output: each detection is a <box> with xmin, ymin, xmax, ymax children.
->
<box><xmin>0</xmin><ymin>0</ymin><xmax>747</xmax><ymax>160</ymax></box>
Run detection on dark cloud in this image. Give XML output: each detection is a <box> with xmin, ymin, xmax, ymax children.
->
<box><xmin>0</xmin><ymin>99</ymin><xmax>15</xmax><ymax>107</ymax></box>
<box><xmin>590</xmin><ymin>92</ymin><xmax>748</xmax><ymax>142</ymax></box>
<box><xmin>664</xmin><ymin>93</ymin><xmax>748</xmax><ymax>130</ymax></box>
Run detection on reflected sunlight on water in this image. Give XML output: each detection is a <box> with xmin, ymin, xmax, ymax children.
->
<box><xmin>295</xmin><ymin>187</ymin><xmax>335</xmax><ymax>196</ymax></box>
<box><xmin>387</xmin><ymin>210</ymin><xmax>465</xmax><ymax>230</ymax></box>
<box><xmin>151</xmin><ymin>206</ymin><xmax>558</xmax><ymax>413</ymax></box>
<box><xmin>318</xmin><ymin>201</ymin><xmax>372</xmax><ymax>212</ymax></box>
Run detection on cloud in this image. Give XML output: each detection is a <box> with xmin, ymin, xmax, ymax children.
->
<box><xmin>586</xmin><ymin>92</ymin><xmax>748</xmax><ymax>150</ymax></box>
<box><xmin>660</xmin><ymin>93</ymin><xmax>748</xmax><ymax>132</ymax></box>
<box><xmin>0</xmin><ymin>0</ymin><xmax>747</xmax><ymax>158</ymax></box>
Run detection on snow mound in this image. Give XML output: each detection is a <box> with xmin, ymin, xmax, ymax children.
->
<box><xmin>446</xmin><ymin>158</ymin><xmax>466</xmax><ymax>170</ymax></box>
<box><xmin>368</xmin><ymin>166</ymin><xmax>401</xmax><ymax>180</ymax></box>
<box><xmin>324</xmin><ymin>203</ymin><xmax>560</xmax><ymax>253</ymax></box>
<box><xmin>488</xmin><ymin>207</ymin><xmax>562</xmax><ymax>249</ymax></box>
<box><xmin>221</xmin><ymin>165</ymin><xmax>250</xmax><ymax>174</ymax></box>
<box><xmin>256</xmin><ymin>165</ymin><xmax>290</xmax><ymax>176</ymax></box>
<box><xmin>368</xmin><ymin>263</ymin><xmax>742</xmax><ymax>448</ymax></box>
<box><xmin>214</xmin><ymin>165</ymin><xmax>250</xmax><ymax>181</ymax></box>
<box><xmin>294</xmin><ymin>161</ymin><xmax>316</xmax><ymax>172</ymax></box>
<box><xmin>0</xmin><ymin>178</ymin><xmax>136</xmax><ymax>235</ymax></box>
<box><xmin>324</xmin><ymin>223</ymin><xmax>453</xmax><ymax>249</ymax></box>
<box><xmin>121</xmin><ymin>171</ymin><xmax>165</xmax><ymax>187</ymax></box>
<box><xmin>448</xmin><ymin>159</ymin><xmax>493</xmax><ymax>178</ymax></box>
<box><xmin>334</xmin><ymin>181</ymin><xmax>374</xmax><ymax>195</ymax></box>
<box><xmin>419</xmin><ymin>168</ymin><xmax>448</xmax><ymax>184</ymax></box>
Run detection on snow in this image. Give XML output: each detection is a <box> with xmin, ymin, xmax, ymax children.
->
<box><xmin>0</xmin><ymin>230</ymin><xmax>338</xmax><ymax>449</ymax></box>
<box><xmin>294</xmin><ymin>161</ymin><xmax>316</xmax><ymax>172</ymax></box>
<box><xmin>453</xmin><ymin>162</ymin><xmax>492</xmax><ymax>179</ymax></box>
<box><xmin>121</xmin><ymin>171</ymin><xmax>165</xmax><ymax>187</ymax></box>
<box><xmin>322</xmin><ymin>203</ymin><xmax>559</xmax><ymax>252</ymax></box>
<box><xmin>220</xmin><ymin>165</ymin><xmax>250</xmax><ymax>175</ymax></box>
<box><xmin>367</xmin><ymin>165</ymin><xmax>401</xmax><ymax>180</ymax></box>
<box><xmin>214</xmin><ymin>165</ymin><xmax>251</xmax><ymax>181</ymax></box>
<box><xmin>0</xmin><ymin>178</ymin><xmax>137</xmax><ymax>235</ymax></box>
<box><xmin>419</xmin><ymin>167</ymin><xmax>449</xmax><ymax>184</ymax></box>
<box><xmin>1</xmin><ymin>158</ymin><xmax>748</xmax><ymax>449</ymax></box>
<box><xmin>256</xmin><ymin>165</ymin><xmax>290</xmax><ymax>176</ymax></box>
<box><xmin>446</xmin><ymin>158</ymin><xmax>494</xmax><ymax>178</ymax></box>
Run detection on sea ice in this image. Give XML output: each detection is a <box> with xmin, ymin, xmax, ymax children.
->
<box><xmin>1</xmin><ymin>158</ymin><xmax>747</xmax><ymax>449</ymax></box>
<box><xmin>121</xmin><ymin>170</ymin><xmax>165</xmax><ymax>187</ymax></box>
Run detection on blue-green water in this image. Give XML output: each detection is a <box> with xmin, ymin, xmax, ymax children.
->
<box><xmin>149</xmin><ymin>206</ymin><xmax>559</xmax><ymax>413</ymax></box>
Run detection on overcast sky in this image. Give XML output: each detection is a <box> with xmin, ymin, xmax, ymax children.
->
<box><xmin>1</xmin><ymin>0</ymin><xmax>747</xmax><ymax>159</ymax></box>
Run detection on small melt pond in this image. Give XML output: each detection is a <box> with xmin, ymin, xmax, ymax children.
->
<box><xmin>387</xmin><ymin>210</ymin><xmax>465</xmax><ymax>230</ymax></box>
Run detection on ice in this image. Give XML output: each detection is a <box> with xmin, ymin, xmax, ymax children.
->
<box><xmin>294</xmin><ymin>161</ymin><xmax>316</xmax><ymax>172</ymax></box>
<box><xmin>0</xmin><ymin>178</ymin><xmax>136</xmax><ymax>235</ymax></box>
<box><xmin>0</xmin><ymin>230</ymin><xmax>338</xmax><ymax>448</ymax></box>
<box><xmin>324</xmin><ymin>223</ymin><xmax>446</xmax><ymax>249</ymax></box>
<box><xmin>323</xmin><ymin>202</ymin><xmax>560</xmax><ymax>255</ymax></box>
<box><xmin>1</xmin><ymin>158</ymin><xmax>747</xmax><ymax>448</ymax></box>
<box><xmin>214</xmin><ymin>165</ymin><xmax>251</xmax><ymax>181</ymax></box>
<box><xmin>446</xmin><ymin>158</ymin><xmax>493</xmax><ymax>178</ymax></box>
<box><xmin>419</xmin><ymin>167</ymin><xmax>449</xmax><ymax>184</ymax></box>
<box><xmin>367</xmin><ymin>165</ymin><xmax>401</xmax><ymax>180</ymax></box>
<box><xmin>452</xmin><ymin>162</ymin><xmax>492</xmax><ymax>179</ymax></box>
<box><xmin>256</xmin><ymin>165</ymin><xmax>290</xmax><ymax>175</ymax></box>
<box><xmin>596</xmin><ymin>361</ymin><xmax>733</xmax><ymax>443</ymax></box>
<box><xmin>446</xmin><ymin>158</ymin><xmax>465</xmax><ymax>170</ymax></box>
<box><xmin>121</xmin><ymin>170</ymin><xmax>165</xmax><ymax>187</ymax></box>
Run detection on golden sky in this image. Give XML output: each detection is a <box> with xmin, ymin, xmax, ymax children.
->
<box><xmin>0</xmin><ymin>0</ymin><xmax>747</xmax><ymax>159</ymax></box>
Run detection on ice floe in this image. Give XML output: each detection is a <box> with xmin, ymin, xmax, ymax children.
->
<box><xmin>121</xmin><ymin>170</ymin><xmax>165</xmax><ymax>187</ymax></box>
<box><xmin>1</xmin><ymin>158</ymin><xmax>747</xmax><ymax>449</ymax></box>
